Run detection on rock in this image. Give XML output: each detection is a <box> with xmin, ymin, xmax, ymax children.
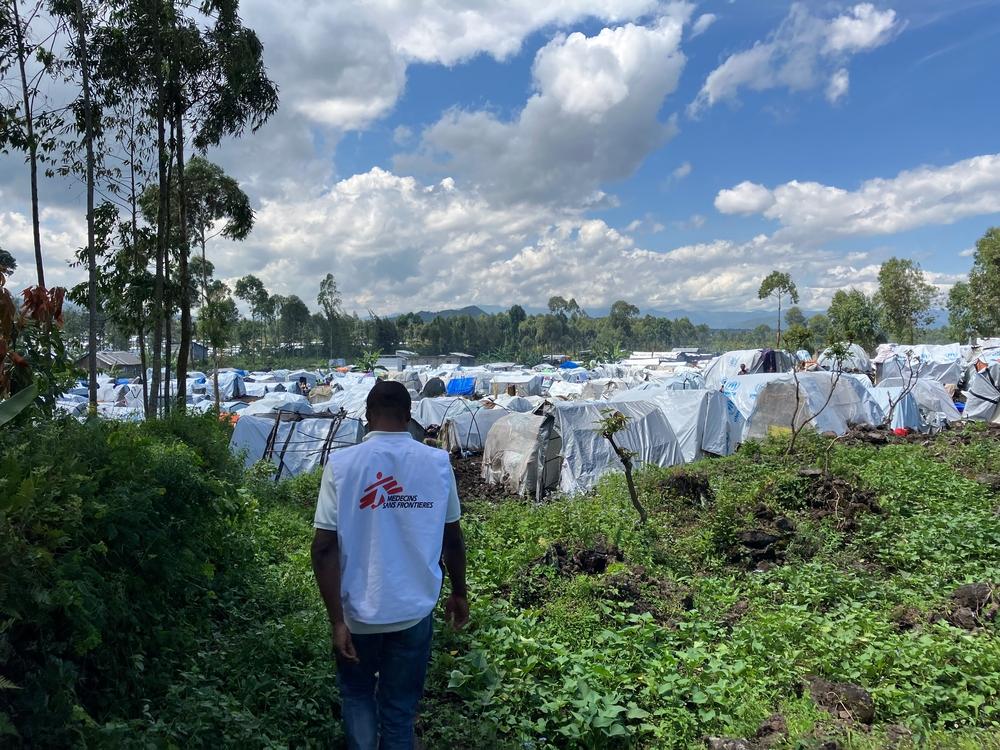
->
<box><xmin>807</xmin><ymin>676</ymin><xmax>875</xmax><ymax>725</ymax></box>
<box><xmin>974</xmin><ymin>474</ymin><xmax>1000</xmax><ymax>491</ymax></box>
<box><xmin>886</xmin><ymin>723</ymin><xmax>913</xmax><ymax>748</ymax></box>
<box><xmin>739</xmin><ymin>530</ymin><xmax>782</xmax><ymax>549</ymax></box>
<box><xmin>953</xmin><ymin>583</ymin><xmax>993</xmax><ymax>611</ymax></box>
<box><xmin>775</xmin><ymin>516</ymin><xmax>796</xmax><ymax>534</ymax></box>
<box><xmin>890</xmin><ymin>605</ymin><xmax>922</xmax><ymax>631</ymax></box>
<box><xmin>947</xmin><ymin>606</ymin><xmax>979</xmax><ymax>630</ymax></box>
<box><xmin>755</xmin><ymin>714</ymin><xmax>787</xmax><ymax>748</ymax></box>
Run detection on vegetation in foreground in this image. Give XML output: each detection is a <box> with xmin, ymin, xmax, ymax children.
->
<box><xmin>2</xmin><ymin>414</ymin><xmax>1000</xmax><ymax>748</ymax></box>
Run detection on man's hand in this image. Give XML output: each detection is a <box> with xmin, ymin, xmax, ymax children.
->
<box><xmin>333</xmin><ymin>621</ymin><xmax>359</xmax><ymax>663</ymax></box>
<box><xmin>444</xmin><ymin>592</ymin><xmax>469</xmax><ymax>630</ymax></box>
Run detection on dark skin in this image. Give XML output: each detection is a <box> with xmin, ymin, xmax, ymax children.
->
<box><xmin>311</xmin><ymin>408</ymin><xmax>469</xmax><ymax>664</ymax></box>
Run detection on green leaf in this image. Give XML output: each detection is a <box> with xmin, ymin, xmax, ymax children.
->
<box><xmin>0</xmin><ymin>383</ymin><xmax>39</xmax><ymax>428</ymax></box>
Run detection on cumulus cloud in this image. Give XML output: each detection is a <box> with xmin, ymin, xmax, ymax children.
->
<box><xmin>714</xmin><ymin>153</ymin><xmax>1000</xmax><ymax>240</ymax></box>
<box><xmin>404</xmin><ymin>11</ymin><xmax>691</xmax><ymax>206</ymax></box>
<box><xmin>689</xmin><ymin>3</ymin><xmax>900</xmax><ymax>114</ymax></box>
<box><xmin>691</xmin><ymin>12</ymin><xmax>717</xmax><ymax>37</ymax></box>
<box><xmin>714</xmin><ymin>181</ymin><xmax>776</xmax><ymax>214</ymax></box>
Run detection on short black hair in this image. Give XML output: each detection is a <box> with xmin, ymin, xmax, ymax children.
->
<box><xmin>366</xmin><ymin>379</ymin><xmax>411</xmax><ymax>423</ymax></box>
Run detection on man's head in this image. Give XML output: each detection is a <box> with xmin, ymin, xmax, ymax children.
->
<box><xmin>299</xmin><ymin>376</ymin><xmax>308</xmax><ymax>385</ymax></box>
<box><xmin>366</xmin><ymin>379</ymin><xmax>411</xmax><ymax>431</ymax></box>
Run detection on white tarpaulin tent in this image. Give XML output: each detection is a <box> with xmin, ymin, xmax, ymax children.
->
<box><xmin>207</xmin><ymin>371</ymin><xmax>246</xmax><ymax>400</ymax></box>
<box><xmin>610</xmin><ymin>388</ymin><xmax>737</xmax><ymax>461</ymax></box>
<box><xmin>490</xmin><ymin>372</ymin><xmax>543</xmax><ymax>396</ymax></box>
<box><xmin>874</xmin><ymin>344</ymin><xmax>965</xmax><ymax>386</ymax></box>
<box><xmin>964</xmin><ymin>352</ymin><xmax>1000</xmax><ymax>422</ymax></box>
<box><xmin>552</xmin><ymin>400</ymin><xmax>684</xmax><ymax>495</ymax></box>
<box><xmin>311</xmin><ymin>378</ymin><xmax>378</xmax><ymax>420</ymax></box>
<box><xmin>241</xmin><ymin>392</ymin><xmax>314</xmax><ymax>416</ymax></box>
<box><xmin>441</xmin><ymin>405</ymin><xmax>514</xmax><ymax>454</ymax></box>
<box><xmin>877</xmin><ymin>377</ymin><xmax>962</xmax><ymax>426</ymax></box>
<box><xmin>704</xmin><ymin>349</ymin><xmax>796</xmax><ymax>390</ymax></box>
<box><xmin>481</xmin><ymin>412</ymin><xmax>561</xmax><ymax>497</ymax></box>
<box><xmin>869</xmin><ymin>387</ymin><xmax>921</xmax><ymax>431</ymax></box>
<box><xmin>733</xmin><ymin>372</ymin><xmax>883</xmax><ymax>440</ymax></box>
<box><xmin>817</xmin><ymin>343</ymin><xmax>871</xmax><ymax>373</ymax></box>
<box><xmin>229</xmin><ymin>414</ymin><xmax>365</xmax><ymax>477</ymax></box>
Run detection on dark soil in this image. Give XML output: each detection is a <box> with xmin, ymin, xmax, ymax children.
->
<box><xmin>890</xmin><ymin>604</ymin><xmax>923</xmax><ymax>632</ymax></box>
<box><xmin>805</xmin><ymin>676</ymin><xmax>875</xmax><ymax>725</ymax></box>
<box><xmin>704</xmin><ymin>714</ymin><xmax>787</xmax><ymax>750</ymax></box>
<box><xmin>932</xmin><ymin>582</ymin><xmax>999</xmax><ymax>630</ymax></box>
<box><xmin>450</xmin><ymin>453</ymin><xmax>508</xmax><ymax>502</ymax></box>
<box><xmin>798</xmin><ymin>470</ymin><xmax>881</xmax><ymax>532</ymax></box>
<box><xmin>508</xmin><ymin>537</ymin><xmax>624</xmax><ymax>609</ymax></box>
<box><xmin>727</xmin><ymin>504</ymin><xmax>796</xmax><ymax>570</ymax></box>
<box><xmin>600</xmin><ymin>565</ymin><xmax>690</xmax><ymax>624</ymax></box>
<box><xmin>656</xmin><ymin>469</ymin><xmax>715</xmax><ymax>506</ymax></box>
<box><xmin>720</xmin><ymin>599</ymin><xmax>750</xmax><ymax>629</ymax></box>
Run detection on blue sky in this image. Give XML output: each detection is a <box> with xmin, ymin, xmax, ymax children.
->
<box><xmin>3</xmin><ymin>0</ymin><xmax>1000</xmax><ymax>315</ymax></box>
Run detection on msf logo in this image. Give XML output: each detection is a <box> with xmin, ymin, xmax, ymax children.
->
<box><xmin>359</xmin><ymin>472</ymin><xmax>404</xmax><ymax>510</ymax></box>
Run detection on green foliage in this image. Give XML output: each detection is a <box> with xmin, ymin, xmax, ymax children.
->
<box><xmin>968</xmin><ymin>227</ymin><xmax>1000</xmax><ymax>336</ymax></box>
<box><xmin>4</xmin><ymin>414</ymin><xmax>1000</xmax><ymax>748</ymax></box>
<box><xmin>875</xmin><ymin>257</ymin><xmax>938</xmax><ymax>345</ymax></box>
<box><xmin>827</xmin><ymin>288</ymin><xmax>884</xmax><ymax>350</ymax></box>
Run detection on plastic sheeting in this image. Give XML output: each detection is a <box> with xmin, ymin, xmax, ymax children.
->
<box><xmin>446</xmin><ymin>377</ymin><xmax>476</xmax><ymax>396</ymax></box>
<box><xmin>875</xmin><ymin>344</ymin><xmax>965</xmax><ymax>386</ymax></box>
<box><xmin>412</xmin><ymin>397</ymin><xmax>476</xmax><ymax>429</ymax></box>
<box><xmin>817</xmin><ymin>343</ymin><xmax>871</xmax><ymax>373</ymax></box>
<box><xmin>311</xmin><ymin>378</ymin><xmax>377</xmax><ymax>421</ymax></box>
<box><xmin>490</xmin><ymin>372</ymin><xmax>543</xmax><ymax>396</ymax></box>
<box><xmin>552</xmin><ymin>400</ymin><xmax>684</xmax><ymax>495</ymax></box>
<box><xmin>481</xmin><ymin>412</ymin><xmax>561</xmax><ymax>497</ymax></box>
<box><xmin>547</xmin><ymin>380</ymin><xmax>586</xmax><ymax>400</ymax></box>
<box><xmin>441</xmin><ymin>405</ymin><xmax>513</xmax><ymax>453</ymax></box>
<box><xmin>207</xmin><ymin>371</ymin><xmax>246</xmax><ymax>400</ymax></box>
<box><xmin>740</xmin><ymin>372</ymin><xmax>884</xmax><ymax>440</ymax></box>
<box><xmin>877</xmin><ymin>377</ymin><xmax>962</xmax><ymax>425</ymax></box>
<box><xmin>241</xmin><ymin>392</ymin><xmax>314</xmax><ymax>416</ymax></box>
<box><xmin>965</xmin><ymin>360</ymin><xmax>1000</xmax><ymax>422</ymax></box>
<box><xmin>611</xmin><ymin>388</ymin><xmax>737</xmax><ymax>461</ymax></box>
<box><xmin>703</xmin><ymin>349</ymin><xmax>795</xmax><ymax>390</ymax></box>
<box><xmin>870</xmin><ymin>387</ymin><xmax>921</xmax><ymax>431</ymax></box>
<box><xmin>229</xmin><ymin>414</ymin><xmax>365</xmax><ymax>477</ymax></box>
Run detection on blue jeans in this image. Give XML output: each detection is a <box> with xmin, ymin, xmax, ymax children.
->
<box><xmin>336</xmin><ymin>614</ymin><xmax>433</xmax><ymax>750</ymax></box>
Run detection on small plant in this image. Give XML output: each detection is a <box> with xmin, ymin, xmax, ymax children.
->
<box><xmin>787</xmin><ymin>342</ymin><xmax>848</xmax><ymax>456</ymax></box>
<box><xmin>355</xmin><ymin>348</ymin><xmax>381</xmax><ymax>373</ymax></box>
<box><xmin>597</xmin><ymin>408</ymin><xmax>647</xmax><ymax>524</ymax></box>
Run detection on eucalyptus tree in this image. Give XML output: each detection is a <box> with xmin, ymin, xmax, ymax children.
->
<box><xmin>0</xmin><ymin>0</ymin><xmax>64</xmax><ymax>287</ymax></box>
<box><xmin>757</xmin><ymin>270</ymin><xmax>799</xmax><ymax>348</ymax></box>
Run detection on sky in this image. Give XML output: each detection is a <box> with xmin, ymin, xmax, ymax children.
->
<box><xmin>2</xmin><ymin>0</ymin><xmax>1000</xmax><ymax>318</ymax></box>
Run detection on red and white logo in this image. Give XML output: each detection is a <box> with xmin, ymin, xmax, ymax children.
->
<box><xmin>359</xmin><ymin>472</ymin><xmax>404</xmax><ymax>510</ymax></box>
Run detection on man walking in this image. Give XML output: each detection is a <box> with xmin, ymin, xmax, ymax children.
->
<box><xmin>312</xmin><ymin>380</ymin><xmax>468</xmax><ymax>749</ymax></box>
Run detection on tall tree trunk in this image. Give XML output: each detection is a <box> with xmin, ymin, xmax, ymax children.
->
<box><xmin>149</xmin><ymin>0</ymin><xmax>166</xmax><ymax>419</ymax></box>
<box><xmin>138</xmin><ymin>321</ymin><xmax>149</xmax><ymax>415</ymax></box>
<box><xmin>213</xmin><ymin>345</ymin><xmax>220</xmax><ymax>412</ymax></box>
<box><xmin>73</xmin><ymin>0</ymin><xmax>97</xmax><ymax>410</ymax></box>
<box><xmin>173</xmin><ymin>92</ymin><xmax>191</xmax><ymax>409</ymax></box>
<box><xmin>11</xmin><ymin>0</ymin><xmax>44</xmax><ymax>287</ymax></box>
<box><xmin>164</xmin><ymin>265</ymin><xmax>171</xmax><ymax>415</ymax></box>
<box><xmin>776</xmin><ymin>294</ymin><xmax>783</xmax><ymax>349</ymax></box>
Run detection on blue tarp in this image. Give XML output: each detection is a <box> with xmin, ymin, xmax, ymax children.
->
<box><xmin>446</xmin><ymin>377</ymin><xmax>476</xmax><ymax>396</ymax></box>
<box><xmin>559</xmin><ymin>360</ymin><xmax>582</xmax><ymax>369</ymax></box>
<box><xmin>115</xmin><ymin>378</ymin><xmax>131</xmax><ymax>385</ymax></box>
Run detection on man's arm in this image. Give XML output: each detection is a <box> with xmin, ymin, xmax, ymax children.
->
<box><xmin>442</xmin><ymin>520</ymin><xmax>469</xmax><ymax>629</ymax></box>
<box><xmin>311</xmin><ymin>529</ymin><xmax>357</xmax><ymax>662</ymax></box>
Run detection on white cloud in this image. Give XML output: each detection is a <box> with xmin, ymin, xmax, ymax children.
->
<box><xmin>959</xmin><ymin>247</ymin><xmax>975</xmax><ymax>257</ymax></box>
<box><xmin>672</xmin><ymin>161</ymin><xmax>693</xmax><ymax>180</ymax></box>
<box><xmin>714</xmin><ymin>153</ymin><xmax>1000</xmax><ymax>240</ymax></box>
<box><xmin>715</xmin><ymin>181</ymin><xmax>776</xmax><ymax>214</ymax></box>
<box><xmin>826</xmin><ymin>68</ymin><xmax>850</xmax><ymax>103</ymax></box>
<box><xmin>691</xmin><ymin>12</ymin><xmax>717</xmax><ymax>37</ymax></box>
<box><xmin>689</xmin><ymin>3</ymin><xmax>900</xmax><ymax>114</ymax></box>
<box><xmin>405</xmin><ymin>12</ymin><xmax>691</xmax><ymax>205</ymax></box>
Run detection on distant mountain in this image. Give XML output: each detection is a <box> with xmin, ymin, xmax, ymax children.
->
<box><xmin>412</xmin><ymin>305</ymin><xmax>489</xmax><ymax>323</ymax></box>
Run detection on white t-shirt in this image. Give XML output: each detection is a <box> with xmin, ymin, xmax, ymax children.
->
<box><xmin>314</xmin><ymin>431</ymin><xmax>461</xmax><ymax>634</ymax></box>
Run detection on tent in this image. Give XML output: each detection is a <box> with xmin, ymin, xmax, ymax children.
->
<box><xmin>559</xmin><ymin>360</ymin><xmax>582</xmax><ymax>369</ymax></box>
<box><xmin>610</xmin><ymin>388</ymin><xmax>738</xmax><ymax>461</ymax></box>
<box><xmin>739</xmin><ymin>372</ymin><xmax>884</xmax><ymax>440</ymax></box>
<box><xmin>964</xmin><ymin>352</ymin><xmax>1000</xmax><ymax>422</ymax></box>
<box><xmin>440</xmin><ymin>404</ymin><xmax>514</xmax><ymax>453</ymax></box>
<box><xmin>817</xmin><ymin>343</ymin><xmax>870</xmax><ymax>374</ymax></box>
<box><xmin>229</xmin><ymin>413</ymin><xmax>365</xmax><ymax>478</ymax></box>
<box><xmin>241</xmin><ymin>392</ymin><xmax>314</xmax><ymax>416</ymax></box>
<box><xmin>876</xmin><ymin>377</ymin><xmax>962</xmax><ymax>426</ymax></box>
<box><xmin>207</xmin><ymin>371</ymin><xmax>246</xmax><ymax>400</ymax></box>
<box><xmin>703</xmin><ymin>349</ymin><xmax>796</xmax><ymax>390</ymax></box>
<box><xmin>869</xmin><ymin>387</ymin><xmax>921</xmax><ymax>431</ymax></box>
<box><xmin>491</xmin><ymin>372</ymin><xmax>544</xmax><ymax>397</ymax></box>
<box><xmin>311</xmin><ymin>378</ymin><xmax>378</xmax><ymax>421</ymax></box>
<box><xmin>551</xmin><ymin>400</ymin><xmax>684</xmax><ymax>495</ymax></box>
<box><xmin>445</xmin><ymin>376</ymin><xmax>476</xmax><ymax>397</ymax></box>
<box><xmin>874</xmin><ymin>344</ymin><xmax>965</xmax><ymax>387</ymax></box>
<box><xmin>547</xmin><ymin>380</ymin><xmax>586</xmax><ymax>400</ymax></box>
<box><xmin>482</xmin><ymin>412</ymin><xmax>562</xmax><ymax>498</ymax></box>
